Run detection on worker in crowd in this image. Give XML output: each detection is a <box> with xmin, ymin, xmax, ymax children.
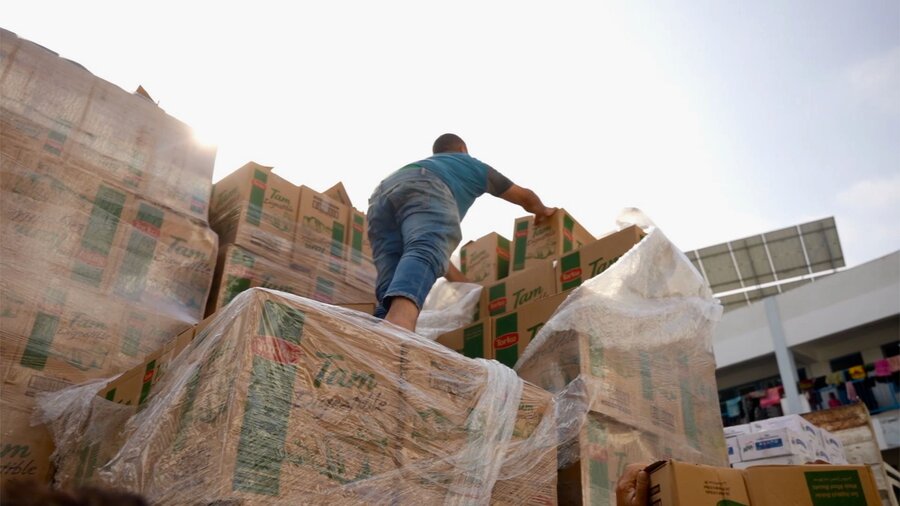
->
<box><xmin>367</xmin><ymin>133</ymin><xmax>556</xmax><ymax>331</ymax></box>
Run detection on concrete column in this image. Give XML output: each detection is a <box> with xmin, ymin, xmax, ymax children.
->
<box><xmin>764</xmin><ymin>297</ymin><xmax>803</xmax><ymax>414</ymax></box>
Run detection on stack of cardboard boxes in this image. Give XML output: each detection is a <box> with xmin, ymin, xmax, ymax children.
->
<box><xmin>802</xmin><ymin>403</ymin><xmax>898</xmax><ymax>505</ymax></box>
<box><xmin>515</xmin><ymin>226</ymin><xmax>728</xmax><ymax>505</ymax></box>
<box><xmin>649</xmin><ymin>460</ymin><xmax>883</xmax><ymax>505</ymax></box>
<box><xmin>206</xmin><ymin>164</ymin><xmax>376</xmax><ymax>314</ymax></box>
<box><xmin>724</xmin><ymin>414</ymin><xmax>848</xmax><ymax>468</ymax></box>
<box><xmin>0</xmin><ymin>29</ymin><xmax>218</xmax><ymax>485</ymax></box>
<box><xmin>44</xmin><ymin>289</ymin><xmax>559</xmax><ymax>504</ymax></box>
<box><xmin>438</xmin><ymin>212</ymin><xmax>645</xmax><ymax>370</ymax></box>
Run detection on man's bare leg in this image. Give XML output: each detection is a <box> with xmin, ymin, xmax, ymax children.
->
<box><xmin>384</xmin><ymin>296</ymin><xmax>419</xmax><ymax>332</ymax></box>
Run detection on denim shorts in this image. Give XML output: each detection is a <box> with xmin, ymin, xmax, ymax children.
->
<box><xmin>366</xmin><ymin>166</ymin><xmax>462</xmax><ymax>318</ymax></box>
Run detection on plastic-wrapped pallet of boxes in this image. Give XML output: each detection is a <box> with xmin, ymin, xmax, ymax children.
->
<box><xmin>207</xmin><ymin>163</ymin><xmax>376</xmax><ymax>315</ymax></box>
<box><xmin>36</xmin><ymin>288</ymin><xmax>560</xmax><ymax>505</ymax></box>
<box><xmin>0</xmin><ymin>29</ymin><xmax>217</xmax><ymax>485</ymax></box>
<box><xmin>515</xmin><ymin>211</ymin><xmax>729</xmax><ymax>505</ymax></box>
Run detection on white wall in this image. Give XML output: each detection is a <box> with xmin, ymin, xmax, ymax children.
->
<box><xmin>714</xmin><ymin>252</ymin><xmax>900</xmax><ymax>370</ymax></box>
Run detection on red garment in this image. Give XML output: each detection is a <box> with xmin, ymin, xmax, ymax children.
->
<box><xmin>828</xmin><ymin>398</ymin><xmax>841</xmax><ymax>408</ymax></box>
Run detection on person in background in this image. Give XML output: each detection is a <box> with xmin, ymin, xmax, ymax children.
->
<box><xmin>828</xmin><ymin>391</ymin><xmax>842</xmax><ymax>408</ymax></box>
<box><xmin>616</xmin><ymin>463</ymin><xmax>650</xmax><ymax>506</ymax></box>
<box><xmin>367</xmin><ymin>133</ymin><xmax>556</xmax><ymax>331</ymax></box>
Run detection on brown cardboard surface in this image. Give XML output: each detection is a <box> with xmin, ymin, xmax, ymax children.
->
<box><xmin>435</xmin><ymin>319</ymin><xmax>492</xmax><ymax>360</ymax></box>
<box><xmin>111</xmin><ymin>196</ymin><xmax>217</xmax><ymax>323</ymax></box>
<box><xmin>511</xmin><ymin>209</ymin><xmax>593</xmax><ymax>272</ymax></box>
<box><xmin>648</xmin><ymin>460</ymin><xmax>750</xmax><ymax>506</ymax></box>
<box><xmin>210</xmin><ymin>162</ymin><xmax>298</xmax><ymax>260</ymax></box>
<box><xmin>0</xmin><ymin>388</ymin><xmax>54</xmax><ymax>486</ymax></box>
<box><xmin>207</xmin><ymin>244</ymin><xmax>311</xmax><ymax>314</ymax></box>
<box><xmin>490</xmin><ymin>291</ymin><xmax>569</xmax><ymax>368</ymax></box>
<box><xmin>483</xmin><ymin>260</ymin><xmax>556</xmax><ymax>318</ymax></box>
<box><xmin>345</xmin><ymin>207</ymin><xmax>376</xmax><ymax>286</ymax></box>
<box><xmin>556</xmin><ymin>225</ymin><xmax>644</xmax><ymax>292</ymax></box>
<box><xmin>292</xmin><ymin>185</ymin><xmax>350</xmax><ymax>268</ymax></box>
<box><xmin>324</xmin><ymin>181</ymin><xmax>353</xmax><ymax>207</ymax></box>
<box><xmin>336</xmin><ymin>303</ymin><xmax>376</xmax><ymax>315</ymax></box>
<box><xmin>461</xmin><ymin>232</ymin><xmax>511</xmax><ymax>284</ymax></box>
<box><xmin>743</xmin><ymin>464</ymin><xmax>881</xmax><ymax>505</ymax></box>
<box><xmin>0</xmin><ymin>29</ymin><xmax>215</xmax><ymax>220</ymax></box>
<box><xmin>560</xmin><ymin>414</ymin><xmax>718</xmax><ymax>506</ymax></box>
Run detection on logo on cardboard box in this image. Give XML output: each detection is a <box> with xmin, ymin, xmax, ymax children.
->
<box><xmin>252</xmin><ymin>335</ymin><xmax>303</xmax><ymax>365</ymax></box>
<box><xmin>489</xmin><ymin>298</ymin><xmax>507</xmax><ymax>314</ymax></box>
<box><xmin>494</xmin><ymin>332</ymin><xmax>519</xmax><ymax>350</ymax></box>
<box><xmin>561</xmin><ymin>268</ymin><xmax>582</xmax><ymax>284</ymax></box>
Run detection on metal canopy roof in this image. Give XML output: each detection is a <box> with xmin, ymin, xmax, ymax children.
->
<box><xmin>686</xmin><ymin>218</ymin><xmax>844</xmax><ymax>311</ymax></box>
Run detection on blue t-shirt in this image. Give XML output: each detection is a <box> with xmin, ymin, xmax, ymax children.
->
<box><xmin>412</xmin><ymin>153</ymin><xmax>512</xmax><ymax>219</ymax></box>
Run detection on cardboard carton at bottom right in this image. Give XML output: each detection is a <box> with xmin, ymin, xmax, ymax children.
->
<box><xmin>649</xmin><ymin>460</ymin><xmax>882</xmax><ymax>506</ymax></box>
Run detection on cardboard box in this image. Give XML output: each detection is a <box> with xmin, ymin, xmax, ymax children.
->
<box><xmin>651</xmin><ymin>461</ymin><xmax>882</xmax><ymax>506</ymax></box>
<box><xmin>1</xmin><ymin>157</ymin><xmax>134</xmax><ymax>292</ymax></box>
<box><xmin>207</xmin><ymin>244</ymin><xmax>312</xmax><ymax>314</ymax></box>
<box><xmin>727</xmin><ymin>436</ymin><xmax>741</xmax><ymax>464</ymax></box>
<box><xmin>0</xmin><ymin>388</ymin><xmax>55</xmax><ymax>486</ymax></box>
<box><xmin>732</xmin><ymin>455</ymin><xmax>813</xmax><ymax>468</ymax></box>
<box><xmin>292</xmin><ymin>185</ymin><xmax>350</xmax><ymax>270</ymax></box>
<box><xmin>323</xmin><ymin>181</ymin><xmax>353</xmax><ymax>207</ymax></box>
<box><xmin>483</xmin><ymin>260</ymin><xmax>556</xmax><ymax>318</ymax></box>
<box><xmin>751</xmin><ymin>414</ymin><xmax>822</xmax><ymax>444</ymax></box>
<box><xmin>560</xmin><ymin>414</ymin><xmax>723</xmax><ymax>506</ymax></box>
<box><xmin>111</xmin><ymin>197</ymin><xmax>217</xmax><ymax>322</ymax></box>
<box><xmin>490</xmin><ymin>291</ymin><xmax>569</xmax><ymax>368</ymax></box>
<box><xmin>335</xmin><ymin>303</ymin><xmax>375</xmax><ymax>315</ymax></box>
<box><xmin>555</xmin><ymin>225</ymin><xmax>644</xmax><ymax>292</ymax></box>
<box><xmin>460</xmin><ymin>232</ymin><xmax>510</xmax><ymax>284</ymax></box>
<box><xmin>738</xmin><ymin>428</ymin><xmax>816</xmax><ymax>462</ymax></box>
<box><xmin>843</xmin><ymin>442</ymin><xmax>882</xmax><ymax>466</ymax></box>
<box><xmin>648</xmin><ymin>460</ymin><xmax>749</xmax><ymax>506</ymax></box>
<box><xmin>65</xmin><ymin>289</ymin><xmax>558</xmax><ymax>503</ymax></box>
<box><xmin>0</xmin><ymin>29</ymin><xmax>215</xmax><ymax>221</ymax></box>
<box><xmin>398</xmin><ymin>341</ymin><xmax>556</xmax><ymax>504</ymax></box>
<box><xmin>345</xmin><ymin>208</ymin><xmax>376</xmax><ymax>286</ymax></box>
<box><xmin>435</xmin><ymin>319</ymin><xmax>492</xmax><ymax>360</ymax></box>
<box><xmin>724</xmin><ymin>423</ymin><xmax>753</xmax><ymax>437</ymax></box>
<box><xmin>209</xmin><ymin>162</ymin><xmax>298</xmax><ymax>260</ymax></box>
<box><xmin>742</xmin><ymin>464</ymin><xmax>881</xmax><ymax>505</ymax></box>
<box><xmin>511</xmin><ymin>208</ymin><xmax>593</xmax><ymax>272</ymax></box>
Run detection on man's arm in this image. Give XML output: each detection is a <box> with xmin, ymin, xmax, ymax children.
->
<box><xmin>445</xmin><ymin>262</ymin><xmax>468</xmax><ymax>283</ymax></box>
<box><xmin>498</xmin><ymin>184</ymin><xmax>557</xmax><ymax>225</ymax></box>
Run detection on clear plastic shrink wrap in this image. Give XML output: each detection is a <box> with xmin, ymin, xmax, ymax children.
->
<box><xmin>0</xmin><ymin>154</ymin><xmax>217</xmax><ymax>390</ymax></box>
<box><xmin>1</xmin><ymin>28</ymin><xmax>219</xmax><ymax>484</ymax></box>
<box><xmin>416</xmin><ymin>279</ymin><xmax>484</xmax><ymax>341</ymax></box>
<box><xmin>516</xmin><ymin>209</ymin><xmax>728</xmax><ymax>505</ymax></box>
<box><xmin>35</xmin><ymin>210</ymin><xmax>725</xmax><ymax>506</ymax></box>
<box><xmin>0</xmin><ymin>28</ymin><xmax>216</xmax><ymax>222</ymax></box>
<box><xmin>38</xmin><ymin>288</ymin><xmax>560</xmax><ymax>505</ymax></box>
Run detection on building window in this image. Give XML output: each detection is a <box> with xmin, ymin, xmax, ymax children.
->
<box><xmin>882</xmin><ymin>341</ymin><xmax>899</xmax><ymax>358</ymax></box>
<box><xmin>830</xmin><ymin>352</ymin><xmax>864</xmax><ymax>372</ymax></box>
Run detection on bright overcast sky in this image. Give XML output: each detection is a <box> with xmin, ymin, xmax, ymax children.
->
<box><xmin>4</xmin><ymin>1</ymin><xmax>898</xmax><ymax>267</ymax></box>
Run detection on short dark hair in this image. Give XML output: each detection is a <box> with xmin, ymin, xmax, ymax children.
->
<box><xmin>432</xmin><ymin>133</ymin><xmax>467</xmax><ymax>154</ymax></box>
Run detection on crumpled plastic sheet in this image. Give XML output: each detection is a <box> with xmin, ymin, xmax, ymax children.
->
<box><xmin>416</xmin><ymin>279</ymin><xmax>483</xmax><ymax>341</ymax></box>
<box><xmin>36</xmin><ymin>209</ymin><xmax>727</xmax><ymax>505</ymax></box>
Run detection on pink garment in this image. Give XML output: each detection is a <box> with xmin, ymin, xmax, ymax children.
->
<box><xmin>888</xmin><ymin>355</ymin><xmax>900</xmax><ymax>373</ymax></box>
<box><xmin>759</xmin><ymin>387</ymin><xmax>782</xmax><ymax>408</ymax></box>
<box><xmin>846</xmin><ymin>381</ymin><xmax>858</xmax><ymax>402</ymax></box>
<box><xmin>874</xmin><ymin>359</ymin><xmax>892</xmax><ymax>377</ymax></box>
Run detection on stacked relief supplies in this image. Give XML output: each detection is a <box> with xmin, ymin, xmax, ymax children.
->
<box><xmin>36</xmin><ymin>289</ymin><xmax>559</xmax><ymax>504</ymax></box>
<box><xmin>207</xmin><ymin>163</ymin><xmax>375</xmax><ymax>314</ymax></box>
<box><xmin>515</xmin><ymin>212</ymin><xmax>729</xmax><ymax>505</ymax></box>
<box><xmin>724</xmin><ymin>414</ymin><xmax>848</xmax><ymax>468</ymax></box>
<box><xmin>0</xmin><ymin>29</ymin><xmax>217</xmax><ymax>484</ymax></box>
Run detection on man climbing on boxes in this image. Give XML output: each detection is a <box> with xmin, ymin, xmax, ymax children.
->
<box><xmin>367</xmin><ymin>133</ymin><xmax>556</xmax><ymax>332</ymax></box>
